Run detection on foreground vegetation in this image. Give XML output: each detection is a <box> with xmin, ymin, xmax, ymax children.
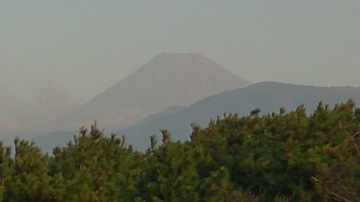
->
<box><xmin>1</xmin><ymin>100</ymin><xmax>360</xmax><ymax>201</ymax></box>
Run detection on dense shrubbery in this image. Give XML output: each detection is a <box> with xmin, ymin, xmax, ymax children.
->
<box><xmin>0</xmin><ymin>100</ymin><xmax>360</xmax><ymax>201</ymax></box>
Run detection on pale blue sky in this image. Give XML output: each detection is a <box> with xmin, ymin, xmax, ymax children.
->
<box><xmin>1</xmin><ymin>1</ymin><xmax>360</xmax><ymax>135</ymax></box>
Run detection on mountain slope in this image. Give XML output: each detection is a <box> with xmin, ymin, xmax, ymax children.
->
<box><xmin>120</xmin><ymin>82</ymin><xmax>360</xmax><ymax>150</ymax></box>
<box><xmin>52</xmin><ymin>53</ymin><xmax>251</xmax><ymax>130</ymax></box>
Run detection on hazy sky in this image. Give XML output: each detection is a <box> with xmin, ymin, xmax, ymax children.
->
<box><xmin>1</xmin><ymin>1</ymin><xmax>360</xmax><ymax>135</ymax></box>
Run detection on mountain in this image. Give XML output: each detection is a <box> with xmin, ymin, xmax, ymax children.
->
<box><xmin>119</xmin><ymin>82</ymin><xmax>360</xmax><ymax>150</ymax></box>
<box><xmin>35</xmin><ymin>81</ymin><xmax>360</xmax><ymax>153</ymax></box>
<box><xmin>51</xmin><ymin>52</ymin><xmax>251</xmax><ymax>131</ymax></box>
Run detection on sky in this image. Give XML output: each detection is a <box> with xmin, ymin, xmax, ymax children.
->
<box><xmin>1</xmin><ymin>1</ymin><xmax>360</xmax><ymax>137</ymax></box>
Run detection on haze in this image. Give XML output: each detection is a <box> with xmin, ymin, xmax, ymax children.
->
<box><xmin>1</xmin><ymin>1</ymin><xmax>360</xmax><ymax>137</ymax></box>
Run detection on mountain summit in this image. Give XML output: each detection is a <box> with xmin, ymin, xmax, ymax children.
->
<box><xmin>53</xmin><ymin>53</ymin><xmax>251</xmax><ymax>130</ymax></box>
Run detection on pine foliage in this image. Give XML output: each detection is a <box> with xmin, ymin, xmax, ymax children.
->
<box><xmin>0</xmin><ymin>100</ymin><xmax>359</xmax><ymax>201</ymax></box>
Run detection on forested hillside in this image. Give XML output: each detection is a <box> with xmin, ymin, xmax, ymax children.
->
<box><xmin>120</xmin><ymin>82</ymin><xmax>360</xmax><ymax>151</ymax></box>
<box><xmin>1</xmin><ymin>100</ymin><xmax>360</xmax><ymax>201</ymax></box>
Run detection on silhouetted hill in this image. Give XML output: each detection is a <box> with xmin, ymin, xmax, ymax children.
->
<box><xmin>51</xmin><ymin>52</ymin><xmax>251</xmax><ymax>131</ymax></box>
<box><xmin>120</xmin><ymin>82</ymin><xmax>360</xmax><ymax>150</ymax></box>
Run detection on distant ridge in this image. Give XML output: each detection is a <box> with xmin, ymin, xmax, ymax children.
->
<box><xmin>51</xmin><ymin>52</ymin><xmax>251</xmax><ymax>131</ymax></box>
<box><xmin>36</xmin><ymin>81</ymin><xmax>360</xmax><ymax>153</ymax></box>
<box><xmin>119</xmin><ymin>81</ymin><xmax>360</xmax><ymax>150</ymax></box>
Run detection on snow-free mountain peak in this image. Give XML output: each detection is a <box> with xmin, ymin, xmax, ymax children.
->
<box><xmin>52</xmin><ymin>53</ymin><xmax>251</xmax><ymax>130</ymax></box>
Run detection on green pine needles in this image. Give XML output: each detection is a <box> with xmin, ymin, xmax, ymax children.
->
<box><xmin>0</xmin><ymin>100</ymin><xmax>359</xmax><ymax>201</ymax></box>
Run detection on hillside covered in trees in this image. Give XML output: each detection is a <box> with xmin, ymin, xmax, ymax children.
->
<box><xmin>1</xmin><ymin>100</ymin><xmax>360</xmax><ymax>201</ymax></box>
